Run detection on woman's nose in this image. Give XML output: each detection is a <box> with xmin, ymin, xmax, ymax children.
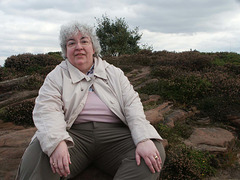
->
<box><xmin>75</xmin><ymin>42</ymin><xmax>83</xmax><ymax>49</ymax></box>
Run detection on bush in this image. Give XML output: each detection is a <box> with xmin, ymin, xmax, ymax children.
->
<box><xmin>214</xmin><ymin>52</ymin><xmax>240</xmax><ymax>65</ymax></box>
<box><xmin>151</xmin><ymin>66</ymin><xmax>177</xmax><ymax>79</ymax></box>
<box><xmin>160</xmin><ymin>145</ymin><xmax>217</xmax><ymax>180</ymax></box>
<box><xmin>1</xmin><ymin>101</ymin><xmax>35</xmax><ymax>126</ymax></box>
<box><xmin>156</xmin><ymin>123</ymin><xmax>193</xmax><ymax>145</ymax></box>
<box><xmin>0</xmin><ymin>66</ymin><xmax>20</xmax><ymax>82</ymax></box>
<box><xmin>4</xmin><ymin>53</ymin><xmax>62</xmax><ymax>74</ymax></box>
<box><xmin>198</xmin><ymin>96</ymin><xmax>240</xmax><ymax>121</ymax></box>
<box><xmin>151</xmin><ymin>51</ymin><xmax>213</xmax><ymax>72</ymax></box>
<box><xmin>135</xmin><ymin>50</ymin><xmax>240</xmax><ymax>121</ymax></box>
<box><xmin>138</xmin><ymin>75</ymin><xmax>212</xmax><ymax>105</ymax></box>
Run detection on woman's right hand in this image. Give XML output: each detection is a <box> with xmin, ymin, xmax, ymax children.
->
<box><xmin>50</xmin><ymin>140</ymin><xmax>71</xmax><ymax>177</ymax></box>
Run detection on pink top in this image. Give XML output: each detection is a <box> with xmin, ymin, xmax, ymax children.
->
<box><xmin>74</xmin><ymin>91</ymin><xmax>121</xmax><ymax>124</ymax></box>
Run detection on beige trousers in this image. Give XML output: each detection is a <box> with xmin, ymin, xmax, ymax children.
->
<box><xmin>16</xmin><ymin>122</ymin><xmax>166</xmax><ymax>180</ymax></box>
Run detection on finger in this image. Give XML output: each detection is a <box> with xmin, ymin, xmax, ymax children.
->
<box><xmin>51</xmin><ymin>163</ymin><xmax>56</xmax><ymax>174</ymax></box>
<box><xmin>50</xmin><ymin>159</ymin><xmax>56</xmax><ymax>173</ymax></box>
<box><xmin>55</xmin><ymin>168</ymin><xmax>62</xmax><ymax>177</ymax></box>
<box><xmin>68</xmin><ymin>152</ymin><xmax>72</xmax><ymax>164</ymax></box>
<box><xmin>157</xmin><ymin>155</ymin><xmax>162</xmax><ymax>170</ymax></box>
<box><xmin>63</xmin><ymin>154</ymin><xmax>70</xmax><ymax>176</ymax></box>
<box><xmin>144</xmin><ymin>157</ymin><xmax>155</xmax><ymax>173</ymax></box>
<box><xmin>56</xmin><ymin>159</ymin><xmax>65</xmax><ymax>177</ymax></box>
<box><xmin>57</xmin><ymin>159</ymin><xmax>67</xmax><ymax>177</ymax></box>
<box><xmin>53</xmin><ymin>162</ymin><xmax>63</xmax><ymax>177</ymax></box>
<box><xmin>135</xmin><ymin>152</ymin><xmax>141</xmax><ymax>166</ymax></box>
<box><xmin>155</xmin><ymin>152</ymin><xmax>162</xmax><ymax>170</ymax></box>
<box><xmin>151</xmin><ymin>156</ymin><xmax>160</xmax><ymax>173</ymax></box>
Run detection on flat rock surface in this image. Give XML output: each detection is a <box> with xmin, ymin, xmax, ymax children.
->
<box><xmin>184</xmin><ymin>127</ymin><xmax>235</xmax><ymax>152</ymax></box>
<box><xmin>0</xmin><ymin>120</ymin><xmax>36</xmax><ymax>180</ymax></box>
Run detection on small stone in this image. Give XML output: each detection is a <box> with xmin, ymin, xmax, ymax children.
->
<box><xmin>145</xmin><ymin>102</ymin><xmax>172</xmax><ymax>125</ymax></box>
<box><xmin>196</xmin><ymin>117</ymin><xmax>211</xmax><ymax>125</ymax></box>
<box><xmin>164</xmin><ymin>109</ymin><xmax>188</xmax><ymax>128</ymax></box>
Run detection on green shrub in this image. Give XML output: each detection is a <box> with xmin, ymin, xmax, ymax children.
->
<box><xmin>1</xmin><ymin>101</ymin><xmax>35</xmax><ymax>126</ymax></box>
<box><xmin>214</xmin><ymin>52</ymin><xmax>240</xmax><ymax>65</ymax></box>
<box><xmin>138</xmin><ymin>75</ymin><xmax>212</xmax><ymax>105</ymax></box>
<box><xmin>160</xmin><ymin>144</ymin><xmax>217</xmax><ymax>180</ymax></box>
<box><xmin>151</xmin><ymin>66</ymin><xmax>177</xmax><ymax>79</ymax></box>
<box><xmin>212</xmin><ymin>58</ymin><xmax>226</xmax><ymax>66</ymax></box>
<box><xmin>172</xmin><ymin>122</ymin><xmax>194</xmax><ymax>139</ymax></box>
<box><xmin>189</xmin><ymin>149</ymin><xmax>218</xmax><ymax>177</ymax></box>
<box><xmin>16</xmin><ymin>75</ymin><xmax>44</xmax><ymax>91</ymax></box>
<box><xmin>197</xmin><ymin>96</ymin><xmax>235</xmax><ymax>121</ymax></box>
<box><xmin>0</xmin><ymin>66</ymin><xmax>20</xmax><ymax>81</ymax></box>
<box><xmin>226</xmin><ymin>64</ymin><xmax>240</xmax><ymax>75</ymax></box>
<box><xmin>156</xmin><ymin>123</ymin><xmax>193</xmax><ymax>144</ymax></box>
<box><xmin>4</xmin><ymin>53</ymin><xmax>62</xmax><ymax>74</ymax></box>
<box><xmin>151</xmin><ymin>51</ymin><xmax>213</xmax><ymax>72</ymax></box>
<box><xmin>216</xmin><ymin>151</ymin><xmax>239</xmax><ymax>168</ymax></box>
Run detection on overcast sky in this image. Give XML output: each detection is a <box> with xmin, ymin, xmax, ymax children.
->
<box><xmin>1</xmin><ymin>0</ymin><xmax>240</xmax><ymax>66</ymax></box>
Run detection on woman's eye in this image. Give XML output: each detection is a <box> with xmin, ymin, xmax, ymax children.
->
<box><xmin>81</xmin><ymin>40</ymin><xmax>89</xmax><ymax>45</ymax></box>
<box><xmin>67</xmin><ymin>42</ymin><xmax>75</xmax><ymax>46</ymax></box>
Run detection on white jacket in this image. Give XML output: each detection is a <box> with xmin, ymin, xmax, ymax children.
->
<box><xmin>33</xmin><ymin>57</ymin><xmax>162</xmax><ymax>156</ymax></box>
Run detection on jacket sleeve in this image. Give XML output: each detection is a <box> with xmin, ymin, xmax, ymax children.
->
<box><xmin>118</xmin><ymin>69</ymin><xmax>162</xmax><ymax>145</ymax></box>
<box><xmin>33</xmin><ymin>70</ymin><xmax>73</xmax><ymax>157</ymax></box>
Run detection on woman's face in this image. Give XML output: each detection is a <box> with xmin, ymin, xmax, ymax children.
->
<box><xmin>66</xmin><ymin>32</ymin><xmax>95</xmax><ymax>74</ymax></box>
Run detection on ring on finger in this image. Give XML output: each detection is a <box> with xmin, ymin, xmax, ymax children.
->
<box><xmin>154</xmin><ymin>155</ymin><xmax>158</xmax><ymax>159</ymax></box>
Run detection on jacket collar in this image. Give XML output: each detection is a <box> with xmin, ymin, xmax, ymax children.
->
<box><xmin>65</xmin><ymin>57</ymin><xmax>108</xmax><ymax>84</ymax></box>
<box><xmin>65</xmin><ymin>60</ymin><xmax>87</xmax><ymax>83</ymax></box>
<box><xmin>93</xmin><ymin>57</ymin><xmax>108</xmax><ymax>80</ymax></box>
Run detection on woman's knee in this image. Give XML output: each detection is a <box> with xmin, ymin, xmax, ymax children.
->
<box><xmin>17</xmin><ymin>138</ymin><xmax>58</xmax><ymax>180</ymax></box>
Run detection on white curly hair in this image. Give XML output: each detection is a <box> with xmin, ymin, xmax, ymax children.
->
<box><xmin>59</xmin><ymin>21</ymin><xmax>101</xmax><ymax>59</ymax></box>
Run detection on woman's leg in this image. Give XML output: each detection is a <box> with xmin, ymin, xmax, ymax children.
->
<box><xmin>113</xmin><ymin>140</ymin><xmax>166</xmax><ymax>180</ymax></box>
<box><xmin>16</xmin><ymin>138</ymin><xmax>60</xmax><ymax>180</ymax></box>
<box><xmin>16</xmin><ymin>124</ymin><xmax>96</xmax><ymax>180</ymax></box>
<box><xmin>66</xmin><ymin>126</ymin><xmax>95</xmax><ymax>178</ymax></box>
<box><xmin>92</xmin><ymin>122</ymin><xmax>166</xmax><ymax>180</ymax></box>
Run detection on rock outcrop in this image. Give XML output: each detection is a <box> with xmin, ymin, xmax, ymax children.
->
<box><xmin>164</xmin><ymin>107</ymin><xmax>198</xmax><ymax>128</ymax></box>
<box><xmin>227</xmin><ymin>114</ymin><xmax>240</xmax><ymax>129</ymax></box>
<box><xmin>0</xmin><ymin>121</ymin><xmax>36</xmax><ymax>179</ymax></box>
<box><xmin>0</xmin><ymin>71</ymin><xmax>239</xmax><ymax>179</ymax></box>
<box><xmin>0</xmin><ymin>76</ymin><xmax>31</xmax><ymax>93</ymax></box>
<box><xmin>145</xmin><ymin>102</ymin><xmax>172</xmax><ymax>125</ymax></box>
<box><xmin>184</xmin><ymin>127</ymin><xmax>235</xmax><ymax>153</ymax></box>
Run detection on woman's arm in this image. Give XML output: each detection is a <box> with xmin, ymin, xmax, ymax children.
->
<box><xmin>33</xmin><ymin>71</ymin><xmax>73</xmax><ymax>157</ymax></box>
<box><xmin>118</xmin><ymin>69</ymin><xmax>163</xmax><ymax>173</ymax></box>
<box><xmin>118</xmin><ymin>69</ymin><xmax>162</xmax><ymax>144</ymax></box>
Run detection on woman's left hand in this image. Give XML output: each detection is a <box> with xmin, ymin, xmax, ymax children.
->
<box><xmin>135</xmin><ymin>139</ymin><xmax>162</xmax><ymax>173</ymax></box>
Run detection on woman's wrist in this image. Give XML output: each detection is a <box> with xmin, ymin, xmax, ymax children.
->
<box><xmin>138</xmin><ymin>138</ymin><xmax>150</xmax><ymax>145</ymax></box>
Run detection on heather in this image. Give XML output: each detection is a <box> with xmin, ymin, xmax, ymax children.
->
<box><xmin>105</xmin><ymin>50</ymin><xmax>240</xmax><ymax>122</ymax></box>
<box><xmin>1</xmin><ymin>50</ymin><xmax>239</xmax><ymax>126</ymax></box>
<box><xmin>0</xmin><ymin>50</ymin><xmax>240</xmax><ymax>179</ymax></box>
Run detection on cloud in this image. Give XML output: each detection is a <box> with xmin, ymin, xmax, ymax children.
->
<box><xmin>0</xmin><ymin>0</ymin><xmax>240</xmax><ymax>66</ymax></box>
<box><xmin>140</xmin><ymin>29</ymin><xmax>238</xmax><ymax>53</ymax></box>
<box><xmin>127</xmin><ymin>0</ymin><xmax>240</xmax><ymax>33</ymax></box>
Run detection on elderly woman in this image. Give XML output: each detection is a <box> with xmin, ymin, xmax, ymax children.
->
<box><xmin>16</xmin><ymin>21</ymin><xmax>165</xmax><ymax>180</ymax></box>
